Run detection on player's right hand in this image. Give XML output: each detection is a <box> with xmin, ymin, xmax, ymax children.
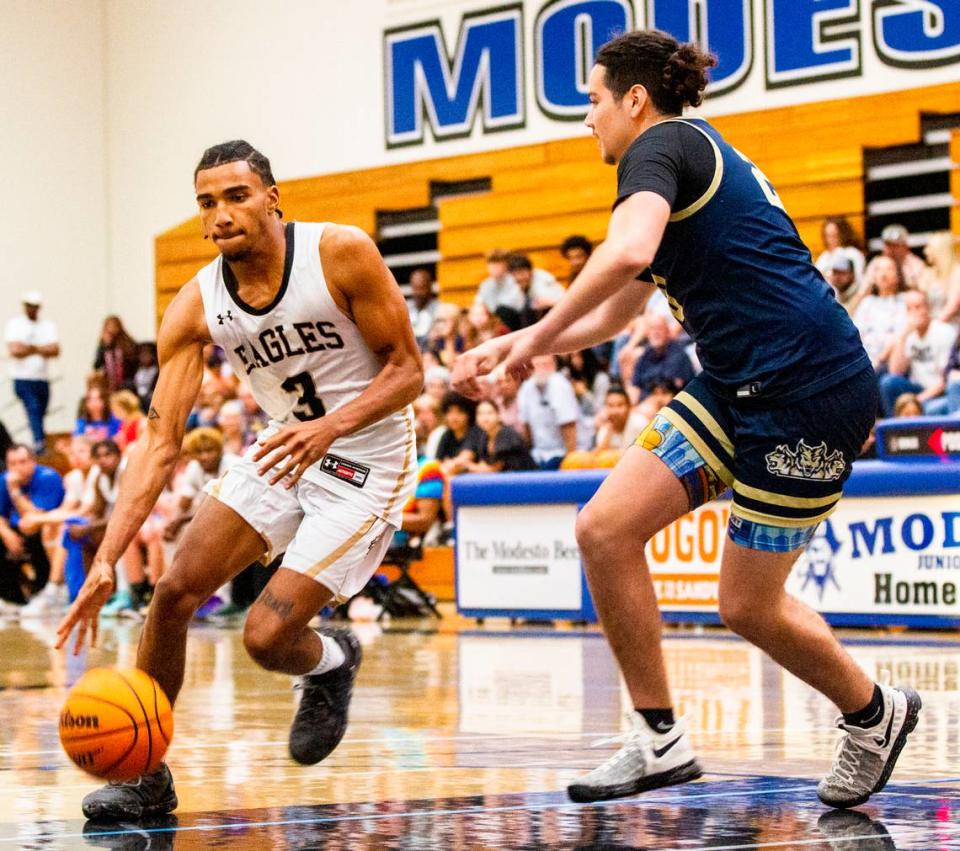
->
<box><xmin>451</xmin><ymin>342</ymin><xmax>505</xmax><ymax>399</ymax></box>
<box><xmin>56</xmin><ymin>558</ymin><xmax>116</xmax><ymax>655</ymax></box>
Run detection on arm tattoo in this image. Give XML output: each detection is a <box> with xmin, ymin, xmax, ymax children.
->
<box><xmin>258</xmin><ymin>588</ymin><xmax>294</xmax><ymax>620</ymax></box>
<box><xmin>148</xmin><ymin>407</ymin><xmax>160</xmax><ymax>420</ymax></box>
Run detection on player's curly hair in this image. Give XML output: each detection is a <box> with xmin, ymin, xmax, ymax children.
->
<box><xmin>596</xmin><ymin>30</ymin><xmax>717</xmax><ymax>115</ymax></box>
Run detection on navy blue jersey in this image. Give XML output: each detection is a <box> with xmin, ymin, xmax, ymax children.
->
<box><xmin>616</xmin><ymin>119</ymin><xmax>868</xmax><ymax>403</ymax></box>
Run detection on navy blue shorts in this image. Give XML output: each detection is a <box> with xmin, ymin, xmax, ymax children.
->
<box><xmin>636</xmin><ymin>366</ymin><xmax>877</xmax><ymax>552</ymax></box>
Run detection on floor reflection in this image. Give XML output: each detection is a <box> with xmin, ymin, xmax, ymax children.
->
<box><xmin>2</xmin><ymin>616</ymin><xmax>960</xmax><ymax>848</ymax></box>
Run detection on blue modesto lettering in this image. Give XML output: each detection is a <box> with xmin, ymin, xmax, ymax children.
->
<box><xmin>233</xmin><ymin>322</ymin><xmax>344</xmax><ymax>374</ymax></box>
<box><xmin>384</xmin><ymin>0</ymin><xmax>960</xmax><ymax>146</ymax></box>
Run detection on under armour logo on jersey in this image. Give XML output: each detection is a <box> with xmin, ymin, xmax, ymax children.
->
<box><xmin>217</xmin><ymin>310</ymin><xmax>234</xmax><ymax>325</ymax></box>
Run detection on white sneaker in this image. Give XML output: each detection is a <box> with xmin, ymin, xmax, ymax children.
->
<box><xmin>20</xmin><ymin>583</ymin><xmax>66</xmax><ymax>618</ymax></box>
<box><xmin>0</xmin><ymin>599</ymin><xmax>23</xmax><ymax>619</ymax></box>
<box><xmin>818</xmin><ymin>684</ymin><xmax>921</xmax><ymax>809</ymax></box>
<box><xmin>567</xmin><ymin>712</ymin><xmax>702</xmax><ymax>803</ymax></box>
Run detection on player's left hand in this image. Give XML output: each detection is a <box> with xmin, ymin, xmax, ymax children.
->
<box><xmin>252</xmin><ymin>419</ymin><xmax>339</xmax><ymax>488</ymax></box>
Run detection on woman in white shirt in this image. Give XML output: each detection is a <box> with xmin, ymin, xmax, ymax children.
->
<box><xmin>853</xmin><ymin>256</ymin><xmax>908</xmax><ymax>370</ymax></box>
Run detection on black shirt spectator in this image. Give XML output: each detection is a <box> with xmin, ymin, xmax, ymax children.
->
<box><xmin>471</xmin><ymin>400</ymin><xmax>535</xmax><ymax>472</ymax></box>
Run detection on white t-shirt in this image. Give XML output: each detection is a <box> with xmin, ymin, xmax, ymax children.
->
<box><xmin>477</xmin><ymin>274</ymin><xmax>525</xmax><ymax>313</ymax></box>
<box><xmin>527</xmin><ymin>269</ymin><xmax>565</xmax><ymax>307</ymax></box>
<box><xmin>4</xmin><ymin>315</ymin><xmax>58</xmax><ymax>380</ymax></box>
<box><xmin>177</xmin><ymin>453</ymin><xmax>240</xmax><ymax>509</ymax></box>
<box><xmin>854</xmin><ymin>294</ymin><xmax>907</xmax><ymax>363</ymax></box>
<box><xmin>63</xmin><ymin>468</ymin><xmax>87</xmax><ymax>508</ymax></box>
<box><xmin>905</xmin><ymin>320</ymin><xmax>958</xmax><ymax>388</ymax></box>
<box><xmin>518</xmin><ymin>372</ymin><xmax>580</xmax><ymax>464</ymax></box>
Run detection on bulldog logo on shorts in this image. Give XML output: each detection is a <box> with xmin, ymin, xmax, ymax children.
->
<box><xmin>765</xmin><ymin>439</ymin><xmax>845</xmax><ymax>481</ymax></box>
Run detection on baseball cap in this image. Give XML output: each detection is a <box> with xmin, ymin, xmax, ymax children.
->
<box><xmin>831</xmin><ymin>255</ymin><xmax>854</xmax><ymax>273</ymax></box>
<box><xmin>21</xmin><ymin>291</ymin><xmax>43</xmax><ymax>306</ymax></box>
<box><xmin>881</xmin><ymin>224</ymin><xmax>909</xmax><ymax>244</ymax></box>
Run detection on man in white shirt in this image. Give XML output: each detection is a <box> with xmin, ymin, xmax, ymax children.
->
<box><xmin>476</xmin><ymin>249</ymin><xmax>525</xmax><ymax>317</ymax></box>
<box><xmin>4</xmin><ymin>292</ymin><xmax>59</xmax><ymax>452</ymax></box>
<box><xmin>517</xmin><ymin>356</ymin><xmax>579</xmax><ymax>469</ymax></box>
<box><xmin>507</xmin><ymin>253</ymin><xmax>566</xmax><ymax>326</ymax></box>
<box><xmin>879</xmin><ymin>290</ymin><xmax>957</xmax><ymax>416</ymax></box>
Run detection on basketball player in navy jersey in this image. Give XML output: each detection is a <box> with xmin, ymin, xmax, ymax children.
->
<box><xmin>56</xmin><ymin>141</ymin><xmax>422</xmax><ymax>820</ymax></box>
<box><xmin>454</xmin><ymin>30</ymin><xmax>920</xmax><ymax>808</ymax></box>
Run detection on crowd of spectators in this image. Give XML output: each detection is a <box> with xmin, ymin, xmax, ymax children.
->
<box><xmin>2</xmin><ymin>222</ymin><xmax>959</xmax><ymax>617</ymax></box>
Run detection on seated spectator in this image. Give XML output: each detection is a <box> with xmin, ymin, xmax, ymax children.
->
<box><xmin>75</xmin><ymin>383</ymin><xmax>122</xmax><ymax>441</ymax></box>
<box><xmin>435</xmin><ymin>392</ymin><xmax>486</xmax><ymax>476</ymax></box>
<box><xmin>595</xmin><ymin>386</ymin><xmax>649</xmax><ymax>453</ymax></box>
<box><xmin>424</xmin><ymin>364</ymin><xmax>452</xmax><ymax>406</ymax></box>
<box><xmin>93</xmin><ymin>315</ymin><xmax>137</xmax><ymax>393</ymax></box>
<box><xmin>636</xmin><ymin>381</ymin><xmax>677</xmax><ymax>423</ymax></box>
<box><xmin>493</xmin><ymin>370</ymin><xmax>522</xmax><ymax>432</ymax></box>
<box><xmin>629</xmin><ymin>314</ymin><xmax>694</xmax><ymax>405</ymax></box>
<box><xmin>393</xmin><ymin>423</ymin><xmax>445</xmax><ymax>548</ymax></box>
<box><xmin>236</xmin><ymin>383</ymin><xmax>269</xmax><ymax>442</ymax></box>
<box><xmin>862</xmin><ymin>224</ymin><xmax>928</xmax><ymax>291</ymax></box>
<box><xmin>186</xmin><ymin>383</ymin><xmax>225</xmax><ymax>431</ymax></box>
<box><xmin>202</xmin><ymin>345</ymin><xmax>237</xmax><ymax>399</ymax></box>
<box><xmin>164</xmin><ymin>428</ymin><xmax>241</xmax><ymax>543</ymax></box>
<box><xmin>922</xmin><ymin>232</ymin><xmax>960</xmax><ymax>323</ymax></box>
<box><xmin>413</xmin><ymin>394</ymin><xmax>445</xmax><ymax>460</ymax></box>
<box><xmin>0</xmin><ymin>444</ymin><xmax>64</xmax><ymax>612</ymax></box>
<box><xmin>517</xmin><ymin>356</ymin><xmax>580</xmax><ymax>470</ymax></box>
<box><xmin>852</xmin><ymin>255</ymin><xmax>908</xmax><ymax>369</ymax></box>
<box><xmin>561</xmin><ymin>234</ymin><xmax>593</xmax><ymax>284</ymax></box>
<box><xmin>407</xmin><ymin>267</ymin><xmax>439</xmax><ymax>350</ymax></box>
<box><xmin>893</xmin><ymin>394</ymin><xmax>923</xmax><ymax>418</ymax></box>
<box><xmin>17</xmin><ymin>436</ymin><xmax>93</xmax><ymax>614</ymax></box>
<box><xmin>462</xmin><ymin>301</ymin><xmax>507</xmax><ymax>350</ymax></box>
<box><xmin>217</xmin><ymin>399</ymin><xmax>250</xmax><ymax>455</ymax></box>
<box><xmin>939</xmin><ymin>335</ymin><xmax>960</xmax><ymax>415</ymax></box>
<box><xmin>468</xmin><ymin>400</ymin><xmax>535</xmax><ymax>472</ymax></box>
<box><xmin>881</xmin><ymin>291</ymin><xmax>957</xmax><ymax>416</ymax></box>
<box><xmin>507</xmin><ymin>253</ymin><xmax>565</xmax><ymax>326</ymax></box>
<box><xmin>815</xmin><ymin>216</ymin><xmax>865</xmax><ymax>285</ymax></box>
<box><xmin>427</xmin><ymin>303</ymin><xmax>464</xmax><ymax>368</ymax></box>
<box><xmin>828</xmin><ymin>255</ymin><xmax>858</xmax><ymax>308</ymax></box>
<box><xmin>476</xmin><ymin>249</ymin><xmax>524</xmax><ymax>317</ymax></box>
<box><xmin>110</xmin><ymin>389</ymin><xmax>146</xmax><ymax>450</ymax></box>
<box><xmin>133</xmin><ymin>342</ymin><xmax>159</xmax><ymax>412</ymax></box>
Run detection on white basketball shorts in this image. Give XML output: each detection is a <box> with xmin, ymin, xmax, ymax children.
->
<box><xmin>205</xmin><ymin>461</ymin><xmax>397</xmax><ymax>604</ymax></box>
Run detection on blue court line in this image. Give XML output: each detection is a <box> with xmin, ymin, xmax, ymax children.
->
<box><xmin>6</xmin><ymin>779</ymin><xmax>953</xmax><ymax>844</ymax></box>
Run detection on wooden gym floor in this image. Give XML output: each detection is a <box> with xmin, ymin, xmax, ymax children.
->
<box><xmin>1</xmin><ymin>612</ymin><xmax>959</xmax><ymax>849</ymax></box>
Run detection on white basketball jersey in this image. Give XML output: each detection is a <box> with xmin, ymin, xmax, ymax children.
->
<box><xmin>197</xmin><ymin>221</ymin><xmax>415</xmax><ymax>525</ymax></box>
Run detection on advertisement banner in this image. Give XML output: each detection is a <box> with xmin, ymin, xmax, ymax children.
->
<box><xmin>457</xmin><ymin>503</ymin><xmax>582</xmax><ymax>611</ymax></box>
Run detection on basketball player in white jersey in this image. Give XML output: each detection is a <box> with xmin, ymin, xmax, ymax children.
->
<box><xmin>56</xmin><ymin>141</ymin><xmax>422</xmax><ymax>820</ymax></box>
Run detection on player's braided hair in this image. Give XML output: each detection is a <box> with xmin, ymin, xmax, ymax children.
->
<box><xmin>596</xmin><ymin>30</ymin><xmax>717</xmax><ymax>115</ymax></box>
<box><xmin>194</xmin><ymin>140</ymin><xmax>276</xmax><ymax>187</ymax></box>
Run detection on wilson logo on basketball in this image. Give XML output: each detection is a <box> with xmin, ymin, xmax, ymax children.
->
<box><xmin>60</xmin><ymin>709</ymin><xmax>100</xmax><ymax>730</ymax></box>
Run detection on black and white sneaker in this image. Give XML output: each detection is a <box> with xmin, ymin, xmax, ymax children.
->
<box><xmin>567</xmin><ymin>712</ymin><xmax>702</xmax><ymax>803</ymax></box>
<box><xmin>818</xmin><ymin>684</ymin><xmax>921</xmax><ymax>809</ymax></box>
<box><xmin>81</xmin><ymin>763</ymin><xmax>177</xmax><ymax>821</ymax></box>
<box><xmin>289</xmin><ymin>627</ymin><xmax>362</xmax><ymax>765</ymax></box>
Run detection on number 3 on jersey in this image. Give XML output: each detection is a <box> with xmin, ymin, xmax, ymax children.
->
<box><xmin>282</xmin><ymin>371</ymin><xmax>326</xmax><ymax>421</ymax></box>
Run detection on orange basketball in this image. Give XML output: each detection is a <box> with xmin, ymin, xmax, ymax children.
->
<box><xmin>59</xmin><ymin>667</ymin><xmax>173</xmax><ymax>781</ymax></box>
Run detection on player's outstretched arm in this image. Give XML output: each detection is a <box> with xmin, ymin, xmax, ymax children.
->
<box><xmin>501</xmin><ymin>192</ymin><xmax>670</xmax><ymax>378</ymax></box>
<box><xmin>254</xmin><ymin>226</ymin><xmax>423</xmax><ymax>487</ymax></box>
<box><xmin>451</xmin><ymin>281</ymin><xmax>653</xmax><ymax>399</ymax></box>
<box><xmin>56</xmin><ymin>283</ymin><xmax>207</xmax><ymax>653</ymax></box>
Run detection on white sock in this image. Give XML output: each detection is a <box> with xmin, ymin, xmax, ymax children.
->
<box><xmin>305</xmin><ymin>633</ymin><xmax>346</xmax><ymax>677</ymax></box>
